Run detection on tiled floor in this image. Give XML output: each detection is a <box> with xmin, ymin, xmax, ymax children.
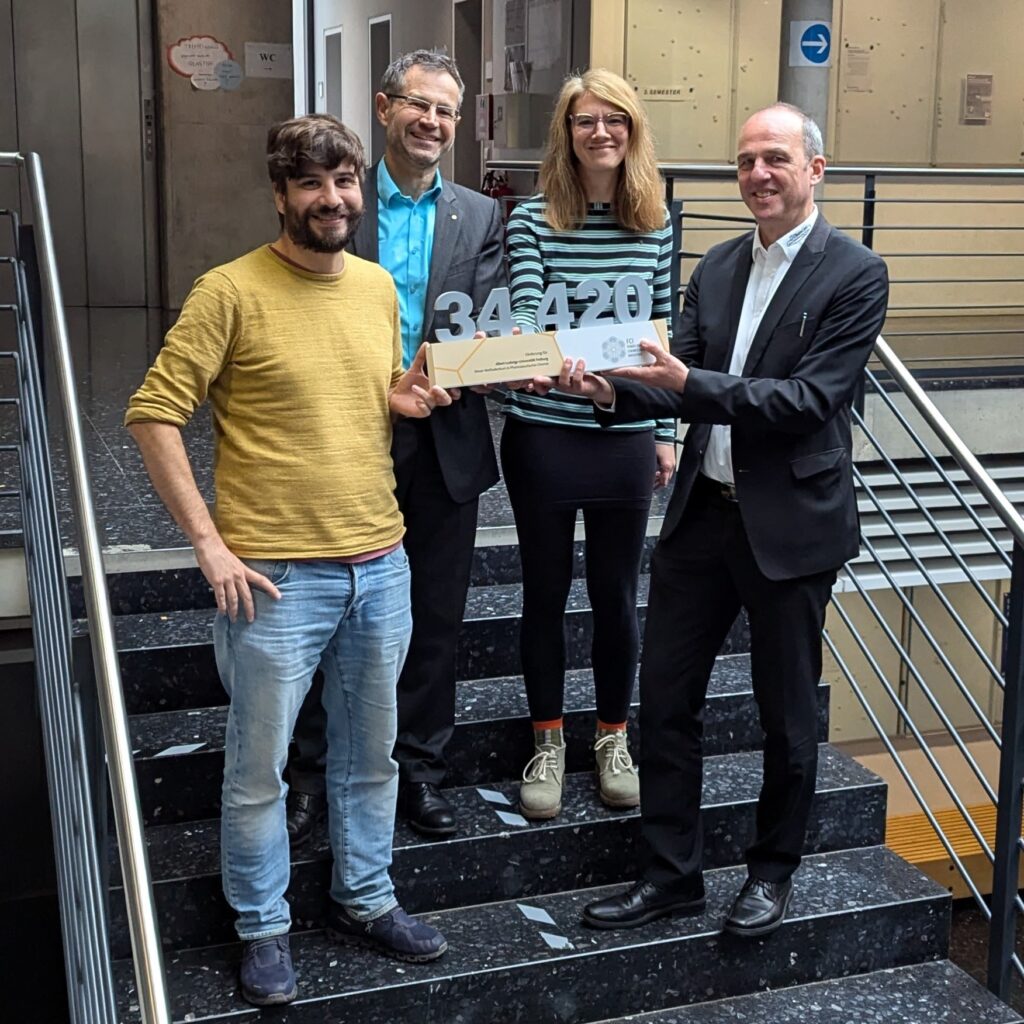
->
<box><xmin>950</xmin><ymin>900</ymin><xmax>1024</xmax><ymax>1012</ymax></box>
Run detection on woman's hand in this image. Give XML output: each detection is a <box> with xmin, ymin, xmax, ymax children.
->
<box><xmin>530</xmin><ymin>358</ymin><xmax>615</xmax><ymax>404</ymax></box>
<box><xmin>654</xmin><ymin>443</ymin><xmax>676</xmax><ymax>490</ymax></box>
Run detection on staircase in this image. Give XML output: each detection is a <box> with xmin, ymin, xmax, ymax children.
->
<box><xmin>97</xmin><ymin>475</ymin><xmax>1021</xmax><ymax>1023</ymax></box>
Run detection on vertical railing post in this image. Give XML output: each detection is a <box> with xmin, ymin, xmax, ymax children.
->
<box><xmin>862</xmin><ymin>173</ymin><xmax>877</xmax><ymax>251</ymax></box>
<box><xmin>988</xmin><ymin>541</ymin><xmax>1024</xmax><ymax>1000</ymax></box>
<box><xmin>669</xmin><ymin>197</ymin><xmax>684</xmax><ymax>341</ymax></box>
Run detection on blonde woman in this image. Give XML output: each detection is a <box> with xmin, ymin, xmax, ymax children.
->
<box><xmin>502</xmin><ymin>69</ymin><xmax>675</xmax><ymax>820</ymax></box>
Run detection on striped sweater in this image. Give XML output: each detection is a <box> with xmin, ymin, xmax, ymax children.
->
<box><xmin>504</xmin><ymin>196</ymin><xmax>675</xmax><ymax>443</ymax></box>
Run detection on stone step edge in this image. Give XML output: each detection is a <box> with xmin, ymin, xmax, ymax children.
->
<box><xmin>588</xmin><ymin>960</ymin><xmax>1022</xmax><ymax>1024</ymax></box>
<box><xmin>85</xmin><ymin>574</ymin><xmax>656</xmax><ymax>651</ymax></box>
<box><xmin>112</xmin><ymin>744</ymin><xmax>884</xmax><ymax>887</ymax></box>
<box><xmin>126</xmin><ymin>653</ymin><xmax>771</xmax><ymax>759</ymax></box>
<box><xmin>111</xmin><ymin>846</ymin><xmax>949</xmax><ymax>1023</ymax></box>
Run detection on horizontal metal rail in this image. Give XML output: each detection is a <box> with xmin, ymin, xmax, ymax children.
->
<box><xmin>486</xmin><ymin>158</ymin><xmax>1024</xmax><ymax>180</ymax></box>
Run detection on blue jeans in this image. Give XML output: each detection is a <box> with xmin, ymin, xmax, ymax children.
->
<box><xmin>213</xmin><ymin>549</ymin><xmax>411</xmax><ymax>941</ymax></box>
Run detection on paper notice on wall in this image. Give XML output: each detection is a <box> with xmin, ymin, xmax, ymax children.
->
<box><xmin>167</xmin><ymin>35</ymin><xmax>233</xmax><ymax>79</ymax></box>
<box><xmin>844</xmin><ymin>45</ymin><xmax>872</xmax><ymax>94</ymax></box>
<box><xmin>961</xmin><ymin>73</ymin><xmax>993</xmax><ymax>125</ymax></box>
<box><xmin>190</xmin><ymin>71</ymin><xmax>220</xmax><ymax>91</ymax></box>
<box><xmin>245</xmin><ymin>42</ymin><xmax>293</xmax><ymax>80</ymax></box>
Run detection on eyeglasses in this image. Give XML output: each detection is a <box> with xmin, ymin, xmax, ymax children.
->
<box><xmin>568</xmin><ymin>112</ymin><xmax>631</xmax><ymax>133</ymax></box>
<box><xmin>386</xmin><ymin>93</ymin><xmax>462</xmax><ymax>124</ymax></box>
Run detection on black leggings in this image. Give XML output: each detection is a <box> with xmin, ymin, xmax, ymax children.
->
<box><xmin>501</xmin><ymin>417</ymin><xmax>655</xmax><ymax>724</ymax></box>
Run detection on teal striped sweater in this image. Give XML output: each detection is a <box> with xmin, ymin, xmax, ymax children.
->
<box><xmin>504</xmin><ymin>196</ymin><xmax>675</xmax><ymax>443</ymax></box>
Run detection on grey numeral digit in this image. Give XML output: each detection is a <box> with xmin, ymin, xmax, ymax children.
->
<box><xmin>433</xmin><ymin>290</ymin><xmax>477</xmax><ymax>341</ymax></box>
<box><xmin>535</xmin><ymin>282</ymin><xmax>573</xmax><ymax>332</ymax></box>
<box><xmin>613</xmin><ymin>274</ymin><xmax>653</xmax><ymax>323</ymax></box>
<box><xmin>575</xmin><ymin>278</ymin><xmax>613</xmax><ymax>326</ymax></box>
<box><xmin>477</xmin><ymin>287</ymin><xmax>516</xmax><ymax>336</ymax></box>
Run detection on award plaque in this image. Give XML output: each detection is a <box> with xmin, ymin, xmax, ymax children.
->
<box><xmin>425</xmin><ymin>276</ymin><xmax>668</xmax><ymax>388</ymax></box>
<box><xmin>425</xmin><ymin>318</ymin><xmax>670</xmax><ymax>389</ymax></box>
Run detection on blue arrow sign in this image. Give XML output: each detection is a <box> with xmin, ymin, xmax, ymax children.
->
<box><xmin>800</xmin><ymin>23</ymin><xmax>831</xmax><ymax>64</ymax></box>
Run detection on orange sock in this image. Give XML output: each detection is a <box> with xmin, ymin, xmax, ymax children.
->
<box><xmin>533</xmin><ymin>718</ymin><xmax>564</xmax><ymax>731</ymax></box>
<box><xmin>597</xmin><ymin>719</ymin><xmax>627</xmax><ymax>732</ymax></box>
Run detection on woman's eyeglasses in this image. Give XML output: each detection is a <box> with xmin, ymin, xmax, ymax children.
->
<box><xmin>568</xmin><ymin>112</ymin><xmax>631</xmax><ymax>133</ymax></box>
<box><xmin>386</xmin><ymin>93</ymin><xmax>462</xmax><ymax>124</ymax></box>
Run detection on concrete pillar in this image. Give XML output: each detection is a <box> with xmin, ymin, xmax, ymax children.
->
<box><xmin>777</xmin><ymin>0</ymin><xmax>832</xmax><ymax>146</ymax></box>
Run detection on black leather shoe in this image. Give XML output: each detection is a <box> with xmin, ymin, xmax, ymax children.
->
<box><xmin>402</xmin><ymin>782</ymin><xmax>457</xmax><ymax>837</ymax></box>
<box><xmin>286</xmin><ymin>790</ymin><xmax>325</xmax><ymax>848</ymax></box>
<box><xmin>582</xmin><ymin>879</ymin><xmax>706</xmax><ymax>930</ymax></box>
<box><xmin>723</xmin><ymin>876</ymin><xmax>792</xmax><ymax>937</ymax></box>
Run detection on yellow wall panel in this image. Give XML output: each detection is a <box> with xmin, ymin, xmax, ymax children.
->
<box><xmin>732</xmin><ymin>0</ymin><xmax>782</xmax><ymax>144</ymax></box>
<box><xmin>624</xmin><ymin>0</ymin><xmax>736</xmax><ymax>160</ymax></box>
<box><xmin>834</xmin><ymin>0</ymin><xmax>940</xmax><ymax>165</ymax></box>
<box><xmin>590</xmin><ymin>0</ymin><xmax>626</xmax><ymax>73</ymax></box>
<box><xmin>935</xmin><ymin>0</ymin><xmax>1024</xmax><ymax>166</ymax></box>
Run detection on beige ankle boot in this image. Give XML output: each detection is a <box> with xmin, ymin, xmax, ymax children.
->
<box><xmin>519</xmin><ymin>727</ymin><xmax>566</xmax><ymax>820</ymax></box>
<box><xmin>594</xmin><ymin>728</ymin><xmax>639</xmax><ymax>808</ymax></box>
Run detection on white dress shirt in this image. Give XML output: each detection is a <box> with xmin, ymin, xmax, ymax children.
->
<box><xmin>701</xmin><ymin>206</ymin><xmax>819</xmax><ymax>485</ymax></box>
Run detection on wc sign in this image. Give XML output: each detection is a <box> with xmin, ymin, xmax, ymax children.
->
<box><xmin>245</xmin><ymin>41</ymin><xmax>294</xmax><ymax>79</ymax></box>
<box><xmin>788</xmin><ymin>21</ymin><xmax>831</xmax><ymax>67</ymax></box>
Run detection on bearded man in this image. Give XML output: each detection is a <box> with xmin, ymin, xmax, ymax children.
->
<box><xmin>125</xmin><ymin>115</ymin><xmax>451</xmax><ymax>1007</ymax></box>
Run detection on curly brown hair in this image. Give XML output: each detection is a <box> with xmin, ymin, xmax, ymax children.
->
<box><xmin>266</xmin><ymin>114</ymin><xmax>366</xmax><ymax>193</ymax></box>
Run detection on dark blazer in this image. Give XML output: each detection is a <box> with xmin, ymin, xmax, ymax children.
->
<box><xmin>350</xmin><ymin>164</ymin><xmax>505</xmax><ymax>503</ymax></box>
<box><xmin>602</xmin><ymin>213</ymin><xmax>889</xmax><ymax>581</ymax></box>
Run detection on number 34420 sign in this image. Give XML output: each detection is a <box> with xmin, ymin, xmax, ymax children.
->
<box><xmin>432</xmin><ymin>274</ymin><xmax>654</xmax><ymax>341</ymax></box>
<box><xmin>425</xmin><ymin>276</ymin><xmax>667</xmax><ymax>389</ymax></box>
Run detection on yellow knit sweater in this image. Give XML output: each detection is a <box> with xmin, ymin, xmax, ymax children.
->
<box><xmin>125</xmin><ymin>245</ymin><xmax>405</xmax><ymax>559</ymax></box>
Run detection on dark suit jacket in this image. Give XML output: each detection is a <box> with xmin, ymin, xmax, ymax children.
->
<box><xmin>601</xmin><ymin>213</ymin><xmax>889</xmax><ymax>581</ymax></box>
<box><xmin>350</xmin><ymin>164</ymin><xmax>505</xmax><ymax>503</ymax></box>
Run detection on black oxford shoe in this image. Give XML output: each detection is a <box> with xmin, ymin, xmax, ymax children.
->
<box><xmin>582</xmin><ymin>879</ymin><xmax>706</xmax><ymax>930</ymax></box>
<box><xmin>286</xmin><ymin>790</ymin><xmax>325</xmax><ymax>848</ymax></box>
<box><xmin>723</xmin><ymin>876</ymin><xmax>793</xmax><ymax>937</ymax></box>
<box><xmin>402</xmin><ymin>782</ymin><xmax>457</xmax><ymax>837</ymax></box>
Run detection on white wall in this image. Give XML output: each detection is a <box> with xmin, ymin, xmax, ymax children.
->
<box><xmin>313</xmin><ymin>0</ymin><xmax>455</xmax><ymax>163</ymax></box>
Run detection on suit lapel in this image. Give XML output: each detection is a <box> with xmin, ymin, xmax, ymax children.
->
<box><xmin>423</xmin><ymin>182</ymin><xmax>462</xmax><ymax>338</ymax></box>
<box><xmin>349</xmin><ymin>163</ymin><xmax>380</xmax><ymax>262</ymax></box>
<box><xmin>715</xmin><ymin>242</ymin><xmax>754</xmax><ymax>371</ymax></box>
<box><xmin>741</xmin><ymin>214</ymin><xmax>830</xmax><ymax>376</ymax></box>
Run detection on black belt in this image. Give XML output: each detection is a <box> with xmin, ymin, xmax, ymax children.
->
<box><xmin>696</xmin><ymin>473</ymin><xmax>739</xmax><ymax>503</ymax></box>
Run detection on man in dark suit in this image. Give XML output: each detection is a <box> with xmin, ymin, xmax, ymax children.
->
<box><xmin>287</xmin><ymin>50</ymin><xmax>505</xmax><ymax>839</ymax></box>
<box><xmin>556</xmin><ymin>103</ymin><xmax>888</xmax><ymax>936</ymax></box>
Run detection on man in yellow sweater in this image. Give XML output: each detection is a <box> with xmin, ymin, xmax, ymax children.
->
<box><xmin>125</xmin><ymin>115</ymin><xmax>451</xmax><ymax>1007</ymax></box>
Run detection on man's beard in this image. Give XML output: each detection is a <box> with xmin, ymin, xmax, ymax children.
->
<box><xmin>284</xmin><ymin>203</ymin><xmax>363</xmax><ymax>253</ymax></box>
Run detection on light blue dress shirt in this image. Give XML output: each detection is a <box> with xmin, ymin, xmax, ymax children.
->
<box><xmin>377</xmin><ymin>160</ymin><xmax>443</xmax><ymax>368</ymax></box>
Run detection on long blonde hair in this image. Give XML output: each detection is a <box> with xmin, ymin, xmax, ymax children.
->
<box><xmin>539</xmin><ymin>68</ymin><xmax>663</xmax><ymax>233</ymax></box>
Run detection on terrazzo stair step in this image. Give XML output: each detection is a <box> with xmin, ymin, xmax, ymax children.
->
<box><xmin>128</xmin><ymin>654</ymin><xmax>828</xmax><ymax>824</ymax></box>
<box><xmin>108</xmin><ymin>578</ymin><xmax>751</xmax><ymax>716</ymax></box>
<box><xmin>67</xmin><ymin>534</ymin><xmax>663</xmax><ymax>616</ymax></box>
<box><xmin>108</xmin><ymin>744</ymin><xmax>883</xmax><ymax>958</ymax></box>
<box><xmin>590</xmin><ymin>960</ymin><xmax>1022</xmax><ymax>1023</ymax></box>
<box><xmin>112</xmin><ymin>845</ymin><xmax>949</xmax><ymax>1024</ymax></box>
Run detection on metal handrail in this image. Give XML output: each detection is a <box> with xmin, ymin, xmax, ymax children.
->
<box><xmin>872</xmin><ymin>336</ymin><xmax>1024</xmax><ymax>548</ymax></box>
<box><xmin>486</xmin><ymin>158</ymin><xmax>1024</xmax><ymax>181</ymax></box>
<box><xmin>0</xmin><ymin>152</ymin><xmax>171</xmax><ymax>1023</ymax></box>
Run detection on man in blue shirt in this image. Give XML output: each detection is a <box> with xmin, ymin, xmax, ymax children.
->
<box><xmin>288</xmin><ymin>50</ymin><xmax>506</xmax><ymax>838</ymax></box>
